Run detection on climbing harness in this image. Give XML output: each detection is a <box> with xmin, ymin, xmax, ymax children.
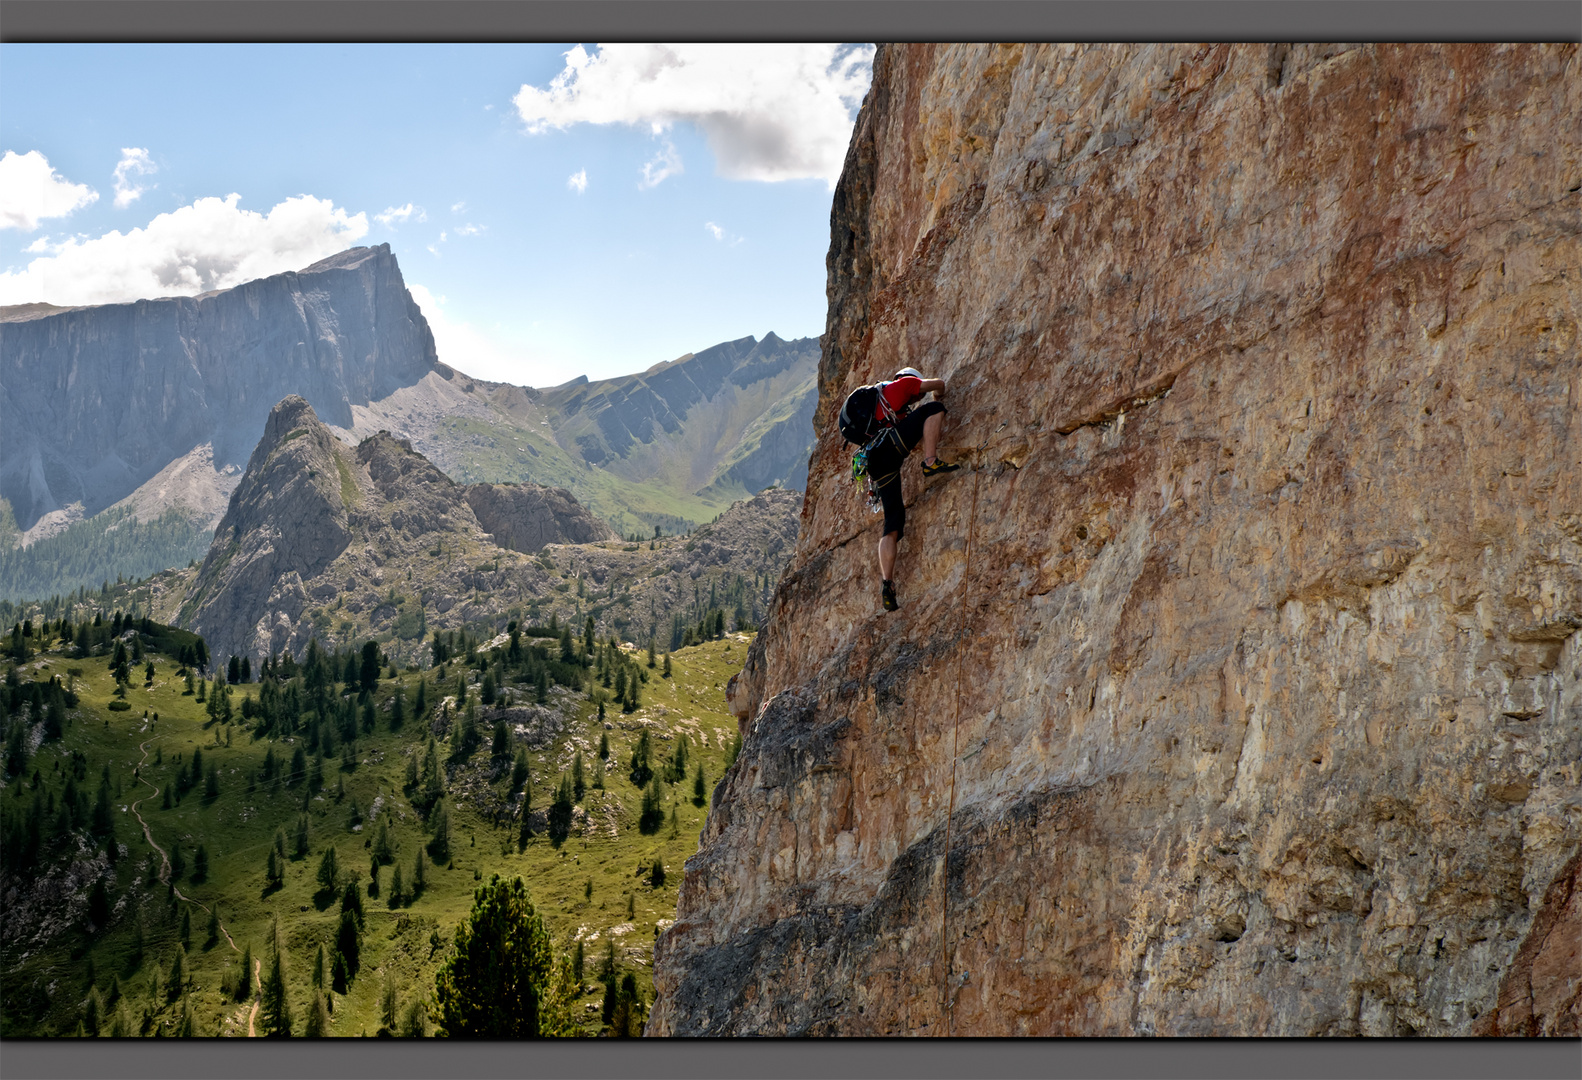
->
<box><xmin>852</xmin><ymin>425</ymin><xmax>906</xmax><ymax>514</ymax></box>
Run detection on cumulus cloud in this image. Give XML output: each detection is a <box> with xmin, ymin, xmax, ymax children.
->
<box><xmin>567</xmin><ymin>168</ymin><xmax>588</xmax><ymax>193</ymax></box>
<box><xmin>638</xmin><ymin>140</ymin><xmax>683</xmax><ymax>190</ymax></box>
<box><xmin>0</xmin><ymin>150</ymin><xmax>99</xmax><ymax>230</ymax></box>
<box><xmin>704</xmin><ymin>221</ymin><xmax>724</xmax><ymax>241</ymax></box>
<box><xmin>513</xmin><ymin>43</ymin><xmax>874</xmax><ymax>188</ymax></box>
<box><xmin>375</xmin><ymin>202</ymin><xmax>426</xmax><ymax>226</ymax></box>
<box><xmin>0</xmin><ymin>193</ymin><xmax>368</xmax><ymax>306</ymax></box>
<box><xmin>112</xmin><ymin>147</ymin><xmax>157</xmax><ymax>208</ymax></box>
<box><xmin>455</xmin><ymin>223</ymin><xmax>484</xmax><ymax>236</ymax></box>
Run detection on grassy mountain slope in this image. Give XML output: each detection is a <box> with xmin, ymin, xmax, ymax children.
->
<box><xmin>342</xmin><ymin>334</ymin><xmax>819</xmax><ymax>538</ymax></box>
<box><xmin>1</xmin><ymin>622</ymin><xmax>749</xmax><ymax>1037</ymax></box>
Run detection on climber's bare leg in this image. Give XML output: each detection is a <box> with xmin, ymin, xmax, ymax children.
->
<box><xmin>921</xmin><ymin>411</ymin><xmax>943</xmax><ymax>464</ymax></box>
<box><xmin>879</xmin><ymin>531</ymin><xmax>898</xmax><ymax>581</ymax></box>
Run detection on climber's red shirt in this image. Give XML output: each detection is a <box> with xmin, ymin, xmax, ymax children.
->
<box><xmin>876</xmin><ymin>375</ymin><xmax>923</xmax><ymax>421</ymax></box>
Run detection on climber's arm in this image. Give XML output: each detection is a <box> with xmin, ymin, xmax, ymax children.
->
<box><xmin>920</xmin><ymin>378</ymin><xmax>946</xmax><ymax>395</ymax></box>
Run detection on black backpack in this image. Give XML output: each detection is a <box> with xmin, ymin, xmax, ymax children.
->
<box><xmin>838</xmin><ymin>384</ymin><xmax>894</xmax><ymax>445</ymax></box>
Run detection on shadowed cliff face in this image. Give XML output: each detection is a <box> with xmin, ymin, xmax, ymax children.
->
<box><xmin>0</xmin><ymin>244</ymin><xmax>437</xmax><ymax>531</ymax></box>
<box><xmin>652</xmin><ymin>44</ymin><xmax>1581</xmax><ymax>1036</ymax></box>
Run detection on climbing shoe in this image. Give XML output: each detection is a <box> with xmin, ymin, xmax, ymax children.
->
<box><xmin>921</xmin><ymin>457</ymin><xmax>960</xmax><ymax>477</ymax></box>
<box><xmin>881</xmin><ymin>579</ymin><xmax>898</xmax><ymax>612</ymax></box>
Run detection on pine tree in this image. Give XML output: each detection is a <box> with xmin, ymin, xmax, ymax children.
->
<box><xmin>380</xmin><ymin>972</ymin><xmax>399</xmax><ymax>1031</ymax></box>
<box><xmin>166</xmin><ymin>948</ymin><xmax>185</xmax><ymax>1005</ymax></box>
<box><xmin>295</xmin><ymin>814</ymin><xmax>310</xmax><ymax>859</ymax></box>
<box><xmin>341</xmin><ymin>880</ymin><xmax>365</xmax><ymax>929</ymax></box>
<box><xmin>388</xmin><ymin>862</ymin><xmax>405</xmax><ymax>909</ymax></box>
<box><xmin>312</xmin><ymin>943</ymin><xmax>326</xmax><ymax>990</ymax></box>
<box><xmin>629</xmin><ymin>729</ymin><xmax>652</xmax><ymax>787</ymax></box>
<box><xmin>192</xmin><ymin>844</ymin><xmax>208</xmax><ymax>883</ymax></box>
<box><xmin>511</xmin><ymin>749</ymin><xmax>529</xmax><ymax>793</ymax></box>
<box><xmin>432</xmin><ymin>874</ymin><xmax>573</xmax><ymax>1037</ymax></box>
<box><xmin>412</xmin><ymin>848</ymin><xmax>428</xmax><ymax>897</ymax></box>
<box><xmin>693</xmin><ymin>762</ymin><xmax>707</xmax><ymax>806</ymax></box>
<box><xmin>373</xmin><ymin>819</ymin><xmax>393</xmax><ymax>865</ymax></box>
<box><xmin>317</xmin><ymin>846</ymin><xmax>340</xmax><ymax>894</ymax></box>
<box><xmin>335</xmin><ymin>907</ymin><xmax>361</xmax><ymax>983</ymax></box>
<box><xmin>179</xmin><ymin>907</ymin><xmax>192</xmax><ymax>948</ymax></box>
<box><xmin>548</xmin><ymin>775</ymin><xmax>574</xmax><ymax>844</ymax></box>
<box><xmin>391</xmin><ymin>684</ymin><xmax>406</xmax><ymax>731</ymax></box>
<box><xmin>428</xmin><ymin>803</ymin><xmax>450</xmax><ymax>864</ymax></box>
<box><xmin>598</xmin><ymin>731</ymin><xmax>609</xmax><ymax>759</ymax></box>
<box><xmin>84</xmin><ymin>986</ymin><xmax>103</xmax><ymax>1036</ymax></box>
<box><xmin>260</xmin><ymin>918</ymin><xmax>292</xmax><ymax>1036</ymax></box>
<box><xmin>236</xmin><ymin>944</ymin><xmax>253</xmax><ymax>1001</ymax></box>
<box><xmin>304</xmin><ymin>990</ymin><xmax>331</xmax><ymax>1037</ymax></box>
<box><xmin>207</xmin><ymin>905</ymin><xmax>221</xmax><ymax>947</ymax></box>
<box><xmin>638</xmin><ymin>777</ymin><xmax>665</xmax><ymax>834</ymax></box>
<box><xmin>662</xmin><ymin>652</ymin><xmax>671</xmax><ymax>678</ymax></box>
<box><xmin>572</xmin><ymin>752</ymin><xmax>586</xmax><ymax>802</ymax></box>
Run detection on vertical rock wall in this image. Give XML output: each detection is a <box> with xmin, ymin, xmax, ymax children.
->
<box><xmin>652</xmin><ymin>44</ymin><xmax>1581</xmax><ymax>1036</ymax></box>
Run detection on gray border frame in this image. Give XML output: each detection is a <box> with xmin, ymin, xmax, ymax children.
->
<box><xmin>2</xmin><ymin>1</ymin><xmax>1579</xmax><ymax>1077</ymax></box>
<box><xmin>5</xmin><ymin>1038</ymin><xmax>1581</xmax><ymax>1079</ymax></box>
<box><xmin>1</xmin><ymin>0</ymin><xmax>1579</xmax><ymax>42</ymax></box>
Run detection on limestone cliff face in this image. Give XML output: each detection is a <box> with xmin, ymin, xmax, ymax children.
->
<box><xmin>652</xmin><ymin>44</ymin><xmax>1581</xmax><ymax>1036</ymax></box>
<box><xmin>0</xmin><ymin>244</ymin><xmax>437</xmax><ymax>531</ymax></box>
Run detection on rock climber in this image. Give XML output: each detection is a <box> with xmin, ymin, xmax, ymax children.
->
<box><xmin>866</xmin><ymin>366</ymin><xmax>959</xmax><ymax>611</ymax></box>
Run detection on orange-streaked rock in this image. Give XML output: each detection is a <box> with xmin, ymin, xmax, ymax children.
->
<box><xmin>651</xmin><ymin>43</ymin><xmax>1581</xmax><ymax>1036</ymax></box>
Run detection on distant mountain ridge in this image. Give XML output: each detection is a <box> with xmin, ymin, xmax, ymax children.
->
<box><xmin>347</xmin><ymin>333</ymin><xmax>819</xmax><ymax>534</ymax></box>
<box><xmin>0</xmin><ymin>244</ymin><xmax>438</xmax><ymax>537</ymax></box>
<box><xmin>0</xmin><ymin>245</ymin><xmax>818</xmax><ymax>602</ymax></box>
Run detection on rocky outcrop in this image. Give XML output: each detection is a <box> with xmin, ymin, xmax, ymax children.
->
<box><xmin>184</xmin><ymin>397</ymin><xmax>800</xmax><ymax>668</ymax></box>
<box><xmin>0</xmin><ymin>244</ymin><xmax>437</xmax><ymax>532</ymax></box>
<box><xmin>652</xmin><ymin>44</ymin><xmax>1581</xmax><ymax>1036</ymax></box>
<box><xmin>465</xmin><ymin>483</ymin><xmax>616</xmax><ymax>552</ymax></box>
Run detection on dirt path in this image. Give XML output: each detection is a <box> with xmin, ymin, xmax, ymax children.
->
<box><xmin>247</xmin><ymin>957</ymin><xmax>261</xmax><ymax>1037</ymax></box>
<box><xmin>129</xmin><ymin>737</ymin><xmax>238</xmax><ymax>952</ymax></box>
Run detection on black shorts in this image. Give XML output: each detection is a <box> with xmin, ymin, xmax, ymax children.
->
<box><xmin>869</xmin><ymin>401</ymin><xmax>945</xmax><ymax>540</ymax></box>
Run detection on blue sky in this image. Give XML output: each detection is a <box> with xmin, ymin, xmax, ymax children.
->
<box><xmin>0</xmin><ymin>44</ymin><xmax>872</xmax><ymax>385</ymax></box>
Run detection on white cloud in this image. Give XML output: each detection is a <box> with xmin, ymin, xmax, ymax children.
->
<box><xmin>427</xmin><ymin>230</ymin><xmax>447</xmax><ymax>256</ymax></box>
<box><xmin>455</xmin><ymin>223</ymin><xmax>484</xmax><ymax>236</ymax></box>
<box><xmin>638</xmin><ymin>140</ymin><xmax>683</xmax><ymax>190</ymax></box>
<box><xmin>375</xmin><ymin>202</ymin><xmax>426</xmax><ymax>227</ymax></box>
<box><xmin>704</xmin><ymin>221</ymin><xmax>724</xmax><ymax>240</ymax></box>
<box><xmin>513</xmin><ymin>43</ymin><xmax>875</xmax><ymax>188</ymax></box>
<box><xmin>0</xmin><ymin>150</ymin><xmax>99</xmax><ymax>230</ymax></box>
<box><xmin>451</xmin><ymin>200</ymin><xmax>467</xmax><ymax>213</ymax></box>
<box><xmin>0</xmin><ymin>193</ymin><xmax>368</xmax><ymax>306</ymax></box>
<box><xmin>112</xmin><ymin>147</ymin><xmax>157</xmax><ymax>208</ymax></box>
<box><xmin>567</xmin><ymin>168</ymin><xmax>588</xmax><ymax>193</ymax></box>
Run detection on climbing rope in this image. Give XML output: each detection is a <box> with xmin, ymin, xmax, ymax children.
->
<box><xmin>938</xmin><ymin>457</ymin><xmax>983</xmax><ymax>1035</ymax></box>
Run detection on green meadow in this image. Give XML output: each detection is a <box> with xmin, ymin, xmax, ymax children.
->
<box><xmin>0</xmin><ymin>621</ymin><xmax>749</xmax><ymax>1037</ymax></box>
